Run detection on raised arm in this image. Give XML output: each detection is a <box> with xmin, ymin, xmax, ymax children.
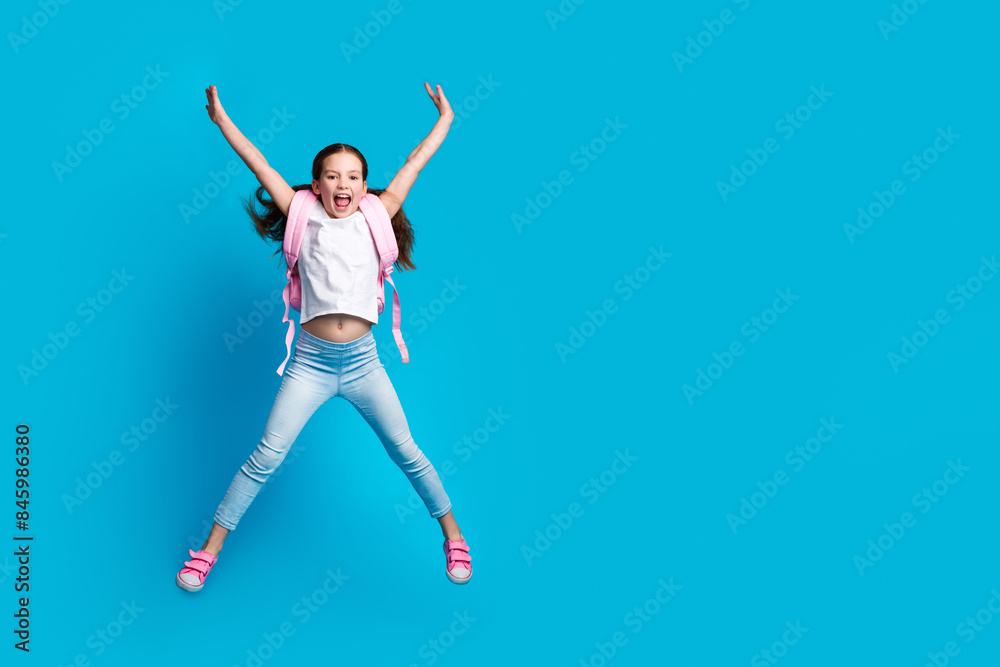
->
<box><xmin>205</xmin><ymin>85</ymin><xmax>295</xmax><ymax>217</ymax></box>
<box><xmin>379</xmin><ymin>82</ymin><xmax>455</xmax><ymax>219</ymax></box>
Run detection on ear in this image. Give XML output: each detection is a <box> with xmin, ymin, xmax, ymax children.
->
<box><xmin>311</xmin><ymin>179</ymin><xmax>320</xmax><ymax>195</ymax></box>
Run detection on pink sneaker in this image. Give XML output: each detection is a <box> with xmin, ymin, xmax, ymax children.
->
<box><xmin>176</xmin><ymin>549</ymin><xmax>218</xmax><ymax>592</ymax></box>
<box><xmin>444</xmin><ymin>538</ymin><xmax>472</xmax><ymax>584</ymax></box>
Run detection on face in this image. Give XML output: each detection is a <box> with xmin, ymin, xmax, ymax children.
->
<box><xmin>312</xmin><ymin>152</ymin><xmax>366</xmax><ymax>218</ymax></box>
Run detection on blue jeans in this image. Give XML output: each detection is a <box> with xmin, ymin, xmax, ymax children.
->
<box><xmin>213</xmin><ymin>328</ymin><xmax>452</xmax><ymax>530</ymax></box>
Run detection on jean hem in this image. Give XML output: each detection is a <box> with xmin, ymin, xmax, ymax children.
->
<box><xmin>213</xmin><ymin>515</ymin><xmax>237</xmax><ymax>531</ymax></box>
<box><xmin>429</xmin><ymin>502</ymin><xmax>452</xmax><ymax>519</ymax></box>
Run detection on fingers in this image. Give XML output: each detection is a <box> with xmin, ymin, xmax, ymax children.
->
<box><xmin>425</xmin><ymin>82</ymin><xmax>447</xmax><ymax>106</ymax></box>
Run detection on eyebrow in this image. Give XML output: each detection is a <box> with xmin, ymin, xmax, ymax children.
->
<box><xmin>323</xmin><ymin>169</ymin><xmax>361</xmax><ymax>175</ymax></box>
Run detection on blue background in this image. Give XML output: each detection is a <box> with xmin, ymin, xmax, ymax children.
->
<box><xmin>3</xmin><ymin>0</ymin><xmax>998</xmax><ymax>665</ymax></box>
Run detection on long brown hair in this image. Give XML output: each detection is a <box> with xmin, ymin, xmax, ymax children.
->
<box><xmin>242</xmin><ymin>143</ymin><xmax>416</xmax><ymax>271</ymax></box>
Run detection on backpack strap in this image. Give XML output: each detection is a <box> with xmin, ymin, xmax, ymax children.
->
<box><xmin>358</xmin><ymin>193</ymin><xmax>409</xmax><ymax>364</ymax></box>
<box><xmin>276</xmin><ymin>189</ymin><xmax>317</xmax><ymax>375</ymax></box>
<box><xmin>284</xmin><ymin>189</ymin><xmax>315</xmax><ymax>271</ymax></box>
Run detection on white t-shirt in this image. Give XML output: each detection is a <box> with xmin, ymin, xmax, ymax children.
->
<box><xmin>298</xmin><ymin>198</ymin><xmax>380</xmax><ymax>325</ymax></box>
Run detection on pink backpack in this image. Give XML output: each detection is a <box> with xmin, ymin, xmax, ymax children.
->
<box><xmin>275</xmin><ymin>188</ymin><xmax>409</xmax><ymax>375</ymax></box>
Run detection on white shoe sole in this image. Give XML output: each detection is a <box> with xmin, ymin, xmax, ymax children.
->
<box><xmin>447</xmin><ymin>570</ymin><xmax>472</xmax><ymax>585</ymax></box>
<box><xmin>176</xmin><ymin>573</ymin><xmax>204</xmax><ymax>592</ymax></box>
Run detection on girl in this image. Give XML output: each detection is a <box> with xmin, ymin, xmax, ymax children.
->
<box><xmin>176</xmin><ymin>83</ymin><xmax>471</xmax><ymax>592</ymax></box>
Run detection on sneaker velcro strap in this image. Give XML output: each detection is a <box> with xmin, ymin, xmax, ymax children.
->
<box><xmin>446</xmin><ymin>549</ymin><xmax>471</xmax><ymax>563</ymax></box>
<box><xmin>183</xmin><ymin>558</ymin><xmax>212</xmax><ymax>575</ymax></box>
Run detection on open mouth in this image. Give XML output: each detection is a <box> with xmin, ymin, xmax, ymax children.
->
<box><xmin>334</xmin><ymin>194</ymin><xmax>351</xmax><ymax>210</ymax></box>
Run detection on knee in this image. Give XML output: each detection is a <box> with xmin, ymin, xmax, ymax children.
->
<box><xmin>385</xmin><ymin>432</ymin><xmax>419</xmax><ymax>461</ymax></box>
<box><xmin>393</xmin><ymin>439</ymin><xmax>433</xmax><ymax>473</ymax></box>
<box><xmin>242</xmin><ymin>440</ymin><xmax>286</xmax><ymax>478</ymax></box>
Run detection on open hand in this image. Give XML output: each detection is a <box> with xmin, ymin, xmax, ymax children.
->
<box><xmin>424</xmin><ymin>82</ymin><xmax>454</xmax><ymax>119</ymax></box>
<box><xmin>204</xmin><ymin>84</ymin><xmax>228</xmax><ymax>124</ymax></box>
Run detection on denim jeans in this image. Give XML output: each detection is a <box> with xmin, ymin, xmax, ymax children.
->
<box><xmin>213</xmin><ymin>328</ymin><xmax>452</xmax><ymax>530</ymax></box>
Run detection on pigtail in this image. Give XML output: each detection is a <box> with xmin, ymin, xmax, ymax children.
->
<box><xmin>242</xmin><ymin>183</ymin><xmax>313</xmax><ymax>269</ymax></box>
<box><xmin>365</xmin><ymin>187</ymin><xmax>416</xmax><ymax>272</ymax></box>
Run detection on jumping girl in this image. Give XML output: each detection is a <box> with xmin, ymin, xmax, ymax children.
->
<box><xmin>175</xmin><ymin>83</ymin><xmax>471</xmax><ymax>592</ymax></box>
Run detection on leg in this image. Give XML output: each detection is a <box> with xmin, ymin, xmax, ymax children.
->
<box><xmin>199</xmin><ymin>521</ymin><xmax>229</xmax><ymax>556</ymax></box>
<box><xmin>342</xmin><ymin>364</ymin><xmax>454</xmax><ymax>524</ymax></box>
<box><xmin>436</xmin><ymin>510</ymin><xmax>463</xmax><ymax>542</ymax></box>
<box><xmin>212</xmin><ymin>355</ymin><xmax>334</xmax><ymax>537</ymax></box>
<box><xmin>340</xmin><ymin>350</ymin><xmax>470</xmax><ymax>583</ymax></box>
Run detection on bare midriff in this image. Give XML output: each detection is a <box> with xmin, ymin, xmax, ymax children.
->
<box><xmin>300</xmin><ymin>313</ymin><xmax>373</xmax><ymax>343</ymax></box>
